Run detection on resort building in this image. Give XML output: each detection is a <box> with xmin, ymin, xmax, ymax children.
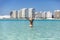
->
<box><xmin>35</xmin><ymin>11</ymin><xmax>42</xmax><ymax>19</ymax></box>
<box><xmin>39</xmin><ymin>11</ymin><xmax>43</xmax><ymax>18</ymax></box>
<box><xmin>28</xmin><ymin>8</ymin><xmax>35</xmax><ymax>19</ymax></box>
<box><xmin>42</xmin><ymin>11</ymin><xmax>47</xmax><ymax>19</ymax></box>
<box><xmin>46</xmin><ymin>11</ymin><xmax>52</xmax><ymax>19</ymax></box>
<box><xmin>10</xmin><ymin>10</ymin><xmax>17</xmax><ymax>19</ymax></box>
<box><xmin>21</xmin><ymin>8</ymin><xmax>28</xmax><ymax>18</ymax></box>
<box><xmin>54</xmin><ymin>10</ymin><xmax>60</xmax><ymax>19</ymax></box>
<box><xmin>18</xmin><ymin>9</ymin><xmax>22</xmax><ymax>19</ymax></box>
<box><xmin>35</xmin><ymin>12</ymin><xmax>38</xmax><ymax>19</ymax></box>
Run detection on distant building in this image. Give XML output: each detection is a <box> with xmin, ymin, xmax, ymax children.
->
<box><xmin>42</xmin><ymin>11</ymin><xmax>47</xmax><ymax>19</ymax></box>
<box><xmin>18</xmin><ymin>9</ymin><xmax>22</xmax><ymax>19</ymax></box>
<box><xmin>10</xmin><ymin>10</ymin><xmax>17</xmax><ymax>19</ymax></box>
<box><xmin>54</xmin><ymin>10</ymin><xmax>60</xmax><ymax>19</ymax></box>
<box><xmin>46</xmin><ymin>11</ymin><xmax>52</xmax><ymax>19</ymax></box>
<box><xmin>39</xmin><ymin>11</ymin><xmax>43</xmax><ymax>18</ymax></box>
<box><xmin>21</xmin><ymin>8</ymin><xmax>28</xmax><ymax>18</ymax></box>
<box><xmin>35</xmin><ymin>11</ymin><xmax>42</xmax><ymax>19</ymax></box>
<box><xmin>28</xmin><ymin>8</ymin><xmax>35</xmax><ymax>19</ymax></box>
<box><xmin>35</xmin><ymin>12</ymin><xmax>39</xmax><ymax>19</ymax></box>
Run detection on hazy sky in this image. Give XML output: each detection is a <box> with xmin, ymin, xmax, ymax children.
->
<box><xmin>0</xmin><ymin>0</ymin><xmax>60</xmax><ymax>15</ymax></box>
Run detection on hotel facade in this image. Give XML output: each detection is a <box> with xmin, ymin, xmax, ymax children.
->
<box><xmin>54</xmin><ymin>10</ymin><xmax>60</xmax><ymax>19</ymax></box>
<box><xmin>28</xmin><ymin>8</ymin><xmax>35</xmax><ymax>19</ymax></box>
<box><xmin>10</xmin><ymin>10</ymin><xmax>17</xmax><ymax>19</ymax></box>
<box><xmin>46</xmin><ymin>11</ymin><xmax>52</xmax><ymax>19</ymax></box>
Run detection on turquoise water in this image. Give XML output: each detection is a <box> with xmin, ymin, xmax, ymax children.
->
<box><xmin>0</xmin><ymin>20</ymin><xmax>60</xmax><ymax>40</ymax></box>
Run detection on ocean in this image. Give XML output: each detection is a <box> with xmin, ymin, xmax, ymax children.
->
<box><xmin>0</xmin><ymin>19</ymin><xmax>60</xmax><ymax>40</ymax></box>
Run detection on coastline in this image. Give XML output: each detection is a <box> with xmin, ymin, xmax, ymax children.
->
<box><xmin>0</xmin><ymin>19</ymin><xmax>60</xmax><ymax>21</ymax></box>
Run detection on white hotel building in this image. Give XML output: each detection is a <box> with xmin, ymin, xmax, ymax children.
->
<box><xmin>18</xmin><ymin>8</ymin><xmax>28</xmax><ymax>19</ymax></box>
<box><xmin>35</xmin><ymin>11</ymin><xmax>42</xmax><ymax>19</ymax></box>
<box><xmin>18</xmin><ymin>8</ymin><xmax>35</xmax><ymax>19</ymax></box>
<box><xmin>18</xmin><ymin>9</ymin><xmax>22</xmax><ymax>18</ymax></box>
<box><xmin>46</xmin><ymin>11</ymin><xmax>52</xmax><ymax>19</ymax></box>
<box><xmin>21</xmin><ymin>8</ymin><xmax>28</xmax><ymax>18</ymax></box>
<box><xmin>54</xmin><ymin>10</ymin><xmax>60</xmax><ymax>19</ymax></box>
<box><xmin>42</xmin><ymin>11</ymin><xmax>46</xmax><ymax>19</ymax></box>
<box><xmin>28</xmin><ymin>8</ymin><xmax>35</xmax><ymax>19</ymax></box>
<box><xmin>35</xmin><ymin>11</ymin><xmax>52</xmax><ymax>19</ymax></box>
<box><xmin>10</xmin><ymin>10</ymin><xmax>17</xmax><ymax>19</ymax></box>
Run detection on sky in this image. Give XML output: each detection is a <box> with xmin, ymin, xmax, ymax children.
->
<box><xmin>0</xmin><ymin>0</ymin><xmax>60</xmax><ymax>15</ymax></box>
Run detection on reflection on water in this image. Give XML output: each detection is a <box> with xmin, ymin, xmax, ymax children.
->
<box><xmin>0</xmin><ymin>20</ymin><xmax>60</xmax><ymax>40</ymax></box>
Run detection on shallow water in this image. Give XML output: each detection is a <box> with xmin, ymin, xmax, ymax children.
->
<box><xmin>0</xmin><ymin>20</ymin><xmax>60</xmax><ymax>40</ymax></box>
